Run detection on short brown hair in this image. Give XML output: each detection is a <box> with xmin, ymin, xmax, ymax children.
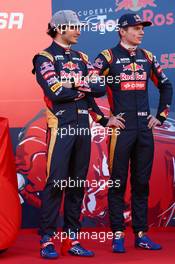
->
<box><xmin>47</xmin><ymin>23</ymin><xmax>57</xmax><ymax>38</ymax></box>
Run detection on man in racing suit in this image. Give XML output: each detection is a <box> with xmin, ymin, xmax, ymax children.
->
<box><xmin>32</xmin><ymin>10</ymin><xmax>111</xmax><ymax>259</ymax></box>
<box><xmin>93</xmin><ymin>13</ymin><xmax>173</xmax><ymax>252</ymax></box>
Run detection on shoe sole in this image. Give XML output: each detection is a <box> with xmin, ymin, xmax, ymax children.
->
<box><xmin>135</xmin><ymin>245</ymin><xmax>162</xmax><ymax>250</ymax></box>
<box><xmin>40</xmin><ymin>253</ymin><xmax>59</xmax><ymax>259</ymax></box>
<box><xmin>68</xmin><ymin>251</ymin><xmax>94</xmax><ymax>257</ymax></box>
<box><xmin>41</xmin><ymin>255</ymin><xmax>59</xmax><ymax>259</ymax></box>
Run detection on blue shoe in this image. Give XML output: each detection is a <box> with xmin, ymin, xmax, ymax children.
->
<box><xmin>61</xmin><ymin>232</ymin><xmax>94</xmax><ymax>257</ymax></box>
<box><xmin>135</xmin><ymin>232</ymin><xmax>162</xmax><ymax>250</ymax></box>
<box><xmin>68</xmin><ymin>241</ymin><xmax>94</xmax><ymax>257</ymax></box>
<box><xmin>112</xmin><ymin>232</ymin><xmax>126</xmax><ymax>253</ymax></box>
<box><xmin>40</xmin><ymin>235</ymin><xmax>59</xmax><ymax>259</ymax></box>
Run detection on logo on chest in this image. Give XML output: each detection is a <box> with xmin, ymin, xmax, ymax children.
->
<box><xmin>123</xmin><ymin>63</ymin><xmax>144</xmax><ymax>72</ymax></box>
<box><xmin>120</xmin><ymin>63</ymin><xmax>147</xmax><ymax>81</ymax></box>
<box><xmin>60</xmin><ymin>70</ymin><xmax>83</xmax><ymax>81</ymax></box>
<box><xmin>62</xmin><ymin>61</ymin><xmax>80</xmax><ymax>71</ymax></box>
<box><xmin>59</xmin><ymin>61</ymin><xmax>83</xmax><ymax>81</ymax></box>
<box><xmin>120</xmin><ymin>72</ymin><xmax>147</xmax><ymax>81</ymax></box>
<box><xmin>121</xmin><ymin>81</ymin><xmax>146</xmax><ymax>91</ymax></box>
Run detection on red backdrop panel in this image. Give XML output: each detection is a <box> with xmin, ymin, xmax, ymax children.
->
<box><xmin>0</xmin><ymin>0</ymin><xmax>51</xmax><ymax>127</ymax></box>
<box><xmin>0</xmin><ymin>118</ymin><xmax>21</xmax><ymax>250</ymax></box>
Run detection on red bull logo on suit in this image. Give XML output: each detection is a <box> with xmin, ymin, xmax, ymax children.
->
<box><xmin>123</xmin><ymin>63</ymin><xmax>144</xmax><ymax>72</ymax></box>
<box><xmin>62</xmin><ymin>61</ymin><xmax>80</xmax><ymax>71</ymax></box>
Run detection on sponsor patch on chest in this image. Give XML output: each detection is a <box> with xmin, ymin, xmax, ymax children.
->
<box><xmin>121</xmin><ymin>81</ymin><xmax>146</xmax><ymax>91</ymax></box>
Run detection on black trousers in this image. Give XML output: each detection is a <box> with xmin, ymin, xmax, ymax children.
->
<box><xmin>39</xmin><ymin>124</ymin><xmax>91</xmax><ymax>236</ymax></box>
<box><xmin>108</xmin><ymin>129</ymin><xmax>154</xmax><ymax>233</ymax></box>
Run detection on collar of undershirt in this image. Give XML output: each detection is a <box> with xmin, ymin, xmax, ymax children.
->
<box><xmin>120</xmin><ymin>41</ymin><xmax>137</xmax><ymax>51</ymax></box>
<box><xmin>54</xmin><ymin>40</ymin><xmax>71</xmax><ymax>49</ymax></box>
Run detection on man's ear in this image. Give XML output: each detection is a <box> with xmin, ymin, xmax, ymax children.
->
<box><xmin>56</xmin><ymin>27</ymin><xmax>62</xmax><ymax>35</ymax></box>
<box><xmin>120</xmin><ymin>28</ymin><xmax>126</xmax><ymax>37</ymax></box>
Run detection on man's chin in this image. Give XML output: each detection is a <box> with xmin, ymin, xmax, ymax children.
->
<box><xmin>137</xmin><ymin>40</ymin><xmax>142</xmax><ymax>45</ymax></box>
<box><xmin>70</xmin><ymin>39</ymin><xmax>78</xmax><ymax>45</ymax></box>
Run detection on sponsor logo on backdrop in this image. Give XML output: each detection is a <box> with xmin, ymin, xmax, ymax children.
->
<box><xmin>142</xmin><ymin>9</ymin><xmax>174</xmax><ymax>26</ymax></box>
<box><xmin>77</xmin><ymin>0</ymin><xmax>174</xmax><ymax>33</ymax></box>
<box><xmin>78</xmin><ymin>7</ymin><xmax>117</xmax><ymax>34</ymax></box>
<box><xmin>77</xmin><ymin>7</ymin><xmax>113</xmax><ymax>18</ymax></box>
<box><xmin>0</xmin><ymin>12</ymin><xmax>24</xmax><ymax>29</ymax></box>
<box><xmin>115</xmin><ymin>0</ymin><xmax>156</xmax><ymax>12</ymax></box>
<box><xmin>160</xmin><ymin>53</ymin><xmax>175</xmax><ymax>69</ymax></box>
<box><xmin>115</xmin><ymin>0</ymin><xmax>174</xmax><ymax>26</ymax></box>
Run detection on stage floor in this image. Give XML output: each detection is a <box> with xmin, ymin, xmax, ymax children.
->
<box><xmin>0</xmin><ymin>228</ymin><xmax>175</xmax><ymax>264</ymax></box>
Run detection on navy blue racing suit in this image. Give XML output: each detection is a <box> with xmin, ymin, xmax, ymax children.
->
<box><xmin>94</xmin><ymin>42</ymin><xmax>173</xmax><ymax>233</ymax></box>
<box><xmin>33</xmin><ymin>41</ymin><xmax>107</xmax><ymax>236</ymax></box>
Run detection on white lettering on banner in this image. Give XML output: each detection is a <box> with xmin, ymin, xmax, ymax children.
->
<box><xmin>77</xmin><ymin>4</ymin><xmax>174</xmax><ymax>32</ymax></box>
<box><xmin>78</xmin><ymin>8</ymin><xmax>113</xmax><ymax>17</ymax></box>
<box><xmin>83</xmin><ymin>14</ymin><xmax>120</xmax><ymax>34</ymax></box>
<box><xmin>0</xmin><ymin>12</ymin><xmax>24</xmax><ymax>29</ymax></box>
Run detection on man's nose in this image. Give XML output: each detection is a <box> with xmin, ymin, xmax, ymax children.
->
<box><xmin>140</xmin><ymin>29</ymin><xmax>144</xmax><ymax>35</ymax></box>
